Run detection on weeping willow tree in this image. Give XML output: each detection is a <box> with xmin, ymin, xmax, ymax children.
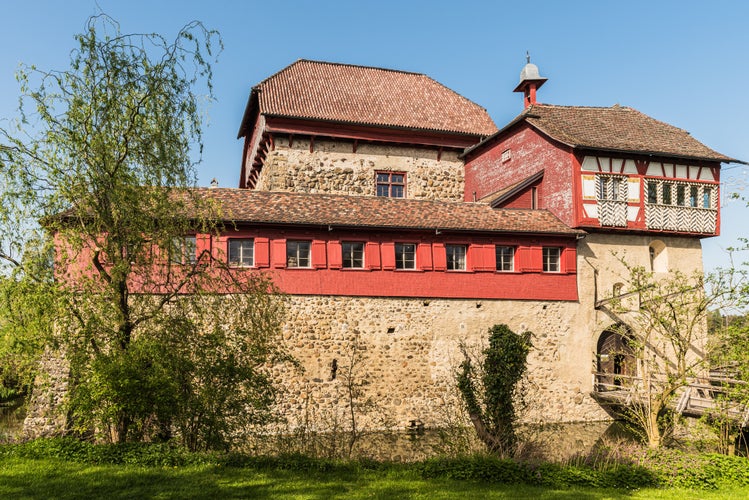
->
<box><xmin>0</xmin><ymin>15</ymin><xmax>290</xmax><ymax>450</ymax></box>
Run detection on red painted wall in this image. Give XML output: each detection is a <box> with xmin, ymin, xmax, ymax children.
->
<box><xmin>207</xmin><ymin>226</ymin><xmax>578</xmax><ymax>301</ymax></box>
<box><xmin>464</xmin><ymin>124</ymin><xmax>575</xmax><ymax>227</ymax></box>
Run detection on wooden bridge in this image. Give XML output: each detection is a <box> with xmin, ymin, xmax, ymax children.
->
<box><xmin>591</xmin><ymin>370</ymin><xmax>749</xmax><ymax>427</ymax></box>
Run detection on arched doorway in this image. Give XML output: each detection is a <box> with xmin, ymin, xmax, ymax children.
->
<box><xmin>596</xmin><ymin>327</ymin><xmax>635</xmax><ymax>391</ymax></box>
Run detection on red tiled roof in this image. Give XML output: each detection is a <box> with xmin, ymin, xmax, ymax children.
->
<box><xmin>192</xmin><ymin>188</ymin><xmax>580</xmax><ymax>236</ymax></box>
<box><xmin>251</xmin><ymin>60</ymin><xmax>497</xmax><ymax>137</ymax></box>
<box><xmin>522</xmin><ymin>104</ymin><xmax>737</xmax><ymax>163</ymax></box>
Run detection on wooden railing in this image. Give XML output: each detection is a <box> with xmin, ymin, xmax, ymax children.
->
<box><xmin>591</xmin><ymin>371</ymin><xmax>749</xmax><ymax>426</ymax></box>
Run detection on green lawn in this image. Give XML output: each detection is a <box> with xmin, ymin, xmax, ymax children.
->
<box><xmin>2</xmin><ymin>458</ymin><xmax>749</xmax><ymax>500</ymax></box>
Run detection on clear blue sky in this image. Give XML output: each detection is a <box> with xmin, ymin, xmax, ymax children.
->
<box><xmin>1</xmin><ymin>0</ymin><xmax>747</xmax><ymax>272</ymax></box>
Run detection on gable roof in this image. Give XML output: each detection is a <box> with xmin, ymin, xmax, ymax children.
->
<box><xmin>466</xmin><ymin>103</ymin><xmax>740</xmax><ymax>164</ymax></box>
<box><xmin>239</xmin><ymin>59</ymin><xmax>497</xmax><ymax>138</ymax></box>
<box><xmin>479</xmin><ymin>170</ymin><xmax>545</xmax><ymax>207</ymax></box>
<box><xmin>192</xmin><ymin>188</ymin><xmax>580</xmax><ymax>237</ymax></box>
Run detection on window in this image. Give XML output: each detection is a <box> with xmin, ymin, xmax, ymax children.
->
<box><xmin>395</xmin><ymin>243</ymin><xmax>416</xmax><ymax>270</ymax></box>
<box><xmin>703</xmin><ymin>187</ymin><xmax>712</xmax><ymax>209</ymax></box>
<box><xmin>228</xmin><ymin>239</ymin><xmax>254</xmax><ymax>267</ymax></box>
<box><xmin>662</xmin><ymin>184</ymin><xmax>672</xmax><ymax>205</ymax></box>
<box><xmin>689</xmin><ymin>186</ymin><xmax>698</xmax><ymax>207</ymax></box>
<box><xmin>676</xmin><ymin>184</ymin><xmax>686</xmax><ymax>206</ymax></box>
<box><xmin>287</xmin><ymin>240</ymin><xmax>311</xmax><ymax>268</ymax></box>
<box><xmin>446</xmin><ymin>244</ymin><xmax>467</xmax><ymax>271</ymax></box>
<box><xmin>376</xmin><ymin>172</ymin><xmax>405</xmax><ymax>198</ymax></box>
<box><xmin>647</xmin><ymin>181</ymin><xmax>658</xmax><ymax>204</ymax></box>
<box><xmin>170</xmin><ymin>236</ymin><xmax>197</xmax><ymax>264</ymax></box>
<box><xmin>342</xmin><ymin>242</ymin><xmax>364</xmax><ymax>268</ymax></box>
<box><xmin>542</xmin><ymin>247</ymin><xmax>561</xmax><ymax>272</ymax></box>
<box><xmin>598</xmin><ymin>175</ymin><xmax>623</xmax><ymax>201</ymax></box>
<box><xmin>649</xmin><ymin>240</ymin><xmax>668</xmax><ymax>272</ymax></box>
<box><xmin>495</xmin><ymin>246</ymin><xmax>514</xmax><ymax>272</ymax></box>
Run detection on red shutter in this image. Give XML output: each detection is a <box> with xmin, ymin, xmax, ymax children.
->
<box><xmin>311</xmin><ymin>240</ymin><xmax>327</xmax><ymax>269</ymax></box>
<box><xmin>328</xmin><ymin>240</ymin><xmax>342</xmax><ymax>269</ymax></box>
<box><xmin>515</xmin><ymin>246</ymin><xmax>533</xmax><ymax>272</ymax></box>
<box><xmin>365</xmin><ymin>242</ymin><xmax>380</xmax><ymax>270</ymax></box>
<box><xmin>255</xmin><ymin>237</ymin><xmax>270</xmax><ymax>268</ymax></box>
<box><xmin>195</xmin><ymin>234</ymin><xmax>211</xmax><ymax>262</ymax></box>
<box><xmin>564</xmin><ymin>246</ymin><xmax>577</xmax><ymax>273</ymax></box>
<box><xmin>381</xmin><ymin>242</ymin><xmax>395</xmax><ymax>270</ymax></box>
<box><xmin>469</xmin><ymin>244</ymin><xmax>494</xmax><ymax>272</ymax></box>
<box><xmin>417</xmin><ymin>243</ymin><xmax>432</xmax><ymax>270</ymax></box>
<box><xmin>432</xmin><ymin>243</ymin><xmax>447</xmax><ymax>271</ymax></box>
<box><xmin>271</xmin><ymin>239</ymin><xmax>286</xmax><ymax>268</ymax></box>
<box><xmin>527</xmin><ymin>246</ymin><xmax>543</xmax><ymax>272</ymax></box>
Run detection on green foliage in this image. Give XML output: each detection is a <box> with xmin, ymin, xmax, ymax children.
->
<box><xmin>457</xmin><ymin>324</ymin><xmax>532</xmax><ymax>456</ymax></box>
<box><xmin>7</xmin><ymin>439</ymin><xmax>749</xmax><ymax>492</ymax></box>
<box><xmin>0</xmin><ymin>15</ymin><xmax>290</xmax><ymax>450</ymax></box>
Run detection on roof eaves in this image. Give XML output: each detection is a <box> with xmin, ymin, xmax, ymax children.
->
<box><xmin>262</xmin><ymin>113</ymin><xmax>487</xmax><ymax>139</ymax></box>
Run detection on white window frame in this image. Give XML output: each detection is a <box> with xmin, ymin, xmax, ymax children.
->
<box><xmin>228</xmin><ymin>239</ymin><xmax>254</xmax><ymax>267</ymax></box>
<box><xmin>287</xmin><ymin>240</ymin><xmax>312</xmax><ymax>268</ymax></box>
<box><xmin>342</xmin><ymin>242</ymin><xmax>365</xmax><ymax>269</ymax></box>
<box><xmin>395</xmin><ymin>243</ymin><xmax>416</xmax><ymax>270</ymax></box>
<box><xmin>446</xmin><ymin>244</ymin><xmax>467</xmax><ymax>271</ymax></box>
<box><xmin>542</xmin><ymin>247</ymin><xmax>561</xmax><ymax>273</ymax></box>
<box><xmin>495</xmin><ymin>246</ymin><xmax>515</xmax><ymax>272</ymax></box>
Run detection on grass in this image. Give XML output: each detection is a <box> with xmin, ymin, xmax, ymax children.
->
<box><xmin>3</xmin><ymin>457</ymin><xmax>749</xmax><ymax>499</ymax></box>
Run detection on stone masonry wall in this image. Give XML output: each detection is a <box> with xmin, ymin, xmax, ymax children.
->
<box><xmin>22</xmin><ymin>234</ymin><xmax>707</xmax><ymax>438</ymax></box>
<box><xmin>255</xmin><ymin>137</ymin><xmax>465</xmax><ymax>201</ymax></box>
<box><xmin>268</xmin><ymin>234</ymin><xmax>707</xmax><ymax>433</ymax></box>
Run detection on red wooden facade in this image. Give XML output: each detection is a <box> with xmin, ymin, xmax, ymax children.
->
<box><xmin>208</xmin><ymin>227</ymin><xmax>579</xmax><ymax>300</ymax></box>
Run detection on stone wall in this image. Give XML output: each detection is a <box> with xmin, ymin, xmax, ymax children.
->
<box><xmin>22</xmin><ymin>350</ymin><xmax>69</xmax><ymax>439</ymax></box>
<box><xmin>267</xmin><ymin>234</ymin><xmax>707</xmax><ymax>433</ymax></box>
<box><xmin>255</xmin><ymin>137</ymin><xmax>465</xmax><ymax>201</ymax></box>
<box><xmin>22</xmin><ymin>234</ymin><xmax>708</xmax><ymax>440</ymax></box>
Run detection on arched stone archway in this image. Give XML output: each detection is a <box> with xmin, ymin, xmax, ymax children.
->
<box><xmin>596</xmin><ymin>327</ymin><xmax>635</xmax><ymax>391</ymax></box>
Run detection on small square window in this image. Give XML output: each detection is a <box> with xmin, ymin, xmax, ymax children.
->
<box><xmin>228</xmin><ymin>239</ymin><xmax>254</xmax><ymax>267</ymax></box>
<box><xmin>342</xmin><ymin>242</ymin><xmax>364</xmax><ymax>268</ymax></box>
<box><xmin>395</xmin><ymin>243</ymin><xmax>416</xmax><ymax>270</ymax></box>
<box><xmin>446</xmin><ymin>244</ymin><xmax>467</xmax><ymax>271</ymax></box>
<box><xmin>495</xmin><ymin>246</ymin><xmax>514</xmax><ymax>272</ymax></box>
<box><xmin>376</xmin><ymin>172</ymin><xmax>405</xmax><ymax>198</ymax></box>
<box><xmin>170</xmin><ymin>236</ymin><xmax>197</xmax><ymax>264</ymax></box>
<box><xmin>542</xmin><ymin>247</ymin><xmax>561</xmax><ymax>273</ymax></box>
<box><xmin>287</xmin><ymin>241</ymin><xmax>311</xmax><ymax>268</ymax></box>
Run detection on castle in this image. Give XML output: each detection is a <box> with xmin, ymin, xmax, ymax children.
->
<box><xmin>205</xmin><ymin>58</ymin><xmax>735</xmax><ymax>429</ymax></box>
<box><xmin>26</xmin><ymin>58</ymin><xmax>739</xmax><ymax>437</ymax></box>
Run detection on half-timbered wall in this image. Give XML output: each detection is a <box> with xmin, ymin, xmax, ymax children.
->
<box><xmin>578</xmin><ymin>155</ymin><xmax>720</xmax><ymax>235</ymax></box>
